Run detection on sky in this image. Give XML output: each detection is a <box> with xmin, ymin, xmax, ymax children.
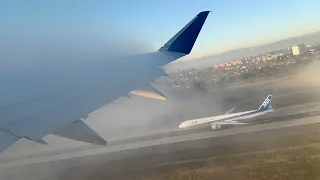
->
<box><xmin>0</xmin><ymin>0</ymin><xmax>320</xmax><ymax>64</ymax></box>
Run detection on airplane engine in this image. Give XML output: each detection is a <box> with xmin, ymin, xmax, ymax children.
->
<box><xmin>211</xmin><ymin>123</ymin><xmax>222</xmax><ymax>130</ymax></box>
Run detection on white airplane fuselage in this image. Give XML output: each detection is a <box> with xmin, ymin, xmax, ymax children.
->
<box><xmin>179</xmin><ymin>95</ymin><xmax>274</xmax><ymax>130</ymax></box>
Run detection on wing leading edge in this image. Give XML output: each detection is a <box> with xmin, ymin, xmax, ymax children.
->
<box><xmin>159</xmin><ymin>11</ymin><xmax>211</xmax><ymax>54</ymax></box>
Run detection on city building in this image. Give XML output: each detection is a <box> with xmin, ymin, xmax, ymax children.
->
<box><xmin>292</xmin><ymin>44</ymin><xmax>307</xmax><ymax>56</ymax></box>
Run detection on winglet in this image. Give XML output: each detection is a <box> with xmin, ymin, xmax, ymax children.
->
<box><xmin>158</xmin><ymin>11</ymin><xmax>211</xmax><ymax>54</ymax></box>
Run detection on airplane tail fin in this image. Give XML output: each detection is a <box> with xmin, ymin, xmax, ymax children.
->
<box><xmin>158</xmin><ymin>11</ymin><xmax>211</xmax><ymax>54</ymax></box>
<box><xmin>257</xmin><ymin>95</ymin><xmax>273</xmax><ymax>112</ymax></box>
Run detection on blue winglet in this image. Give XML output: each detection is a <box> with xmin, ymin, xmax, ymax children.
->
<box><xmin>158</xmin><ymin>11</ymin><xmax>211</xmax><ymax>54</ymax></box>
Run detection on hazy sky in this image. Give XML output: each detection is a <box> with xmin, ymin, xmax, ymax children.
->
<box><xmin>1</xmin><ymin>0</ymin><xmax>320</xmax><ymax>61</ymax></box>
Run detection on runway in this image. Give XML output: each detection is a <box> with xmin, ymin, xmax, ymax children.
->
<box><xmin>1</xmin><ymin>103</ymin><xmax>320</xmax><ymax>168</ymax></box>
<box><xmin>2</xmin><ymin>80</ymin><xmax>320</xmax><ymax>179</ymax></box>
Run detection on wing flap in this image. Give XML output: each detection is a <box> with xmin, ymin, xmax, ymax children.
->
<box><xmin>130</xmin><ymin>83</ymin><xmax>167</xmax><ymax>100</ymax></box>
<box><xmin>130</xmin><ymin>90</ymin><xmax>167</xmax><ymax>100</ymax></box>
<box><xmin>0</xmin><ymin>130</ymin><xmax>20</xmax><ymax>152</ymax></box>
<box><xmin>52</xmin><ymin>119</ymin><xmax>107</xmax><ymax>146</ymax></box>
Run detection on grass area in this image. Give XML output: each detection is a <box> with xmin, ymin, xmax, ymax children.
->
<box><xmin>103</xmin><ymin>133</ymin><xmax>320</xmax><ymax>180</ymax></box>
<box><xmin>158</xmin><ymin>144</ymin><xmax>320</xmax><ymax>180</ymax></box>
<box><xmin>60</xmin><ymin>132</ymin><xmax>320</xmax><ymax>180</ymax></box>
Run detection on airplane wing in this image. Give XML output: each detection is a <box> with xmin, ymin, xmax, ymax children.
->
<box><xmin>0</xmin><ymin>11</ymin><xmax>211</xmax><ymax>152</ymax></box>
<box><xmin>224</xmin><ymin>107</ymin><xmax>236</xmax><ymax>115</ymax></box>
<box><xmin>216</xmin><ymin>121</ymin><xmax>248</xmax><ymax>125</ymax></box>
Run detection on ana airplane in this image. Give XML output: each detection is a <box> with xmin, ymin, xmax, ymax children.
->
<box><xmin>179</xmin><ymin>95</ymin><xmax>274</xmax><ymax>130</ymax></box>
<box><xmin>0</xmin><ymin>11</ymin><xmax>211</xmax><ymax>152</ymax></box>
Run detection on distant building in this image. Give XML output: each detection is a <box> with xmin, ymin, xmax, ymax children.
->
<box><xmin>292</xmin><ymin>44</ymin><xmax>307</xmax><ymax>56</ymax></box>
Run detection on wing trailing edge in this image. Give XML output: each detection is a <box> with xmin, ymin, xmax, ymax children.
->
<box><xmin>0</xmin><ymin>130</ymin><xmax>20</xmax><ymax>152</ymax></box>
<box><xmin>0</xmin><ymin>119</ymin><xmax>106</xmax><ymax>153</ymax></box>
<box><xmin>53</xmin><ymin>119</ymin><xmax>107</xmax><ymax>146</ymax></box>
<box><xmin>0</xmin><ymin>129</ymin><xmax>48</xmax><ymax>152</ymax></box>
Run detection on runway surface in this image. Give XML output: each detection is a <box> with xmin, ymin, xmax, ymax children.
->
<box><xmin>1</xmin><ymin>103</ymin><xmax>320</xmax><ymax>168</ymax></box>
<box><xmin>3</xmin><ymin>99</ymin><xmax>319</xmax><ymax>165</ymax></box>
